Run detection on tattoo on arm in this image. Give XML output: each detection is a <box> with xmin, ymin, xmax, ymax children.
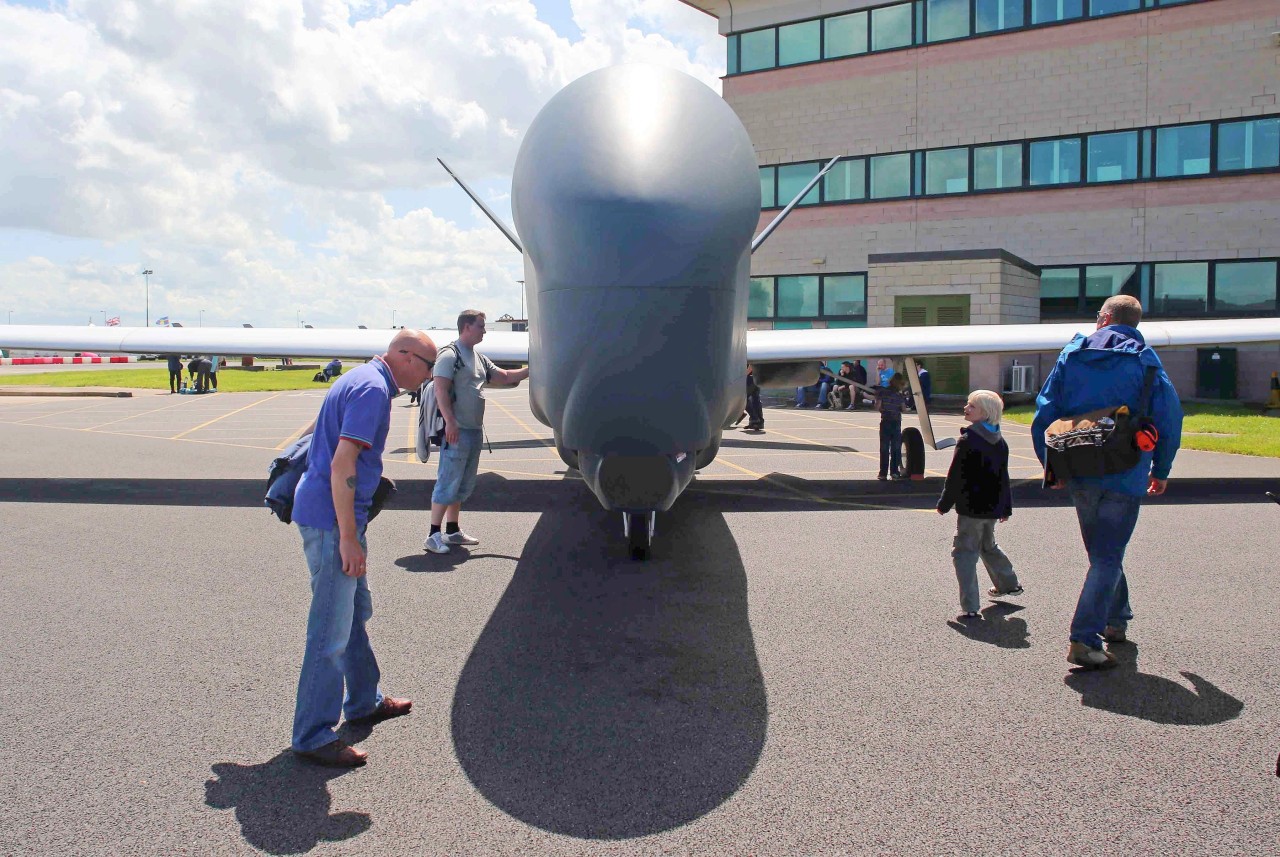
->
<box><xmin>346</xmin><ymin>476</ymin><xmax>357</xmax><ymax>489</ymax></box>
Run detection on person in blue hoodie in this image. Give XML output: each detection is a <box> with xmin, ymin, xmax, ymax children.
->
<box><xmin>1032</xmin><ymin>295</ymin><xmax>1183</xmax><ymax>671</ymax></box>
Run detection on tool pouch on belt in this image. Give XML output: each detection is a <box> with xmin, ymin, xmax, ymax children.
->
<box><xmin>1043</xmin><ymin>365</ymin><xmax>1157</xmax><ymax>483</ymax></box>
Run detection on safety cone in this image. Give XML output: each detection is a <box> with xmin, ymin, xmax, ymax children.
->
<box><xmin>1267</xmin><ymin>371</ymin><xmax>1280</xmax><ymax>413</ymax></box>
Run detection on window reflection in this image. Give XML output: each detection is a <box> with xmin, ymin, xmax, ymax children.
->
<box><xmin>1153</xmin><ymin>263</ymin><xmax>1209</xmax><ymax>315</ymax></box>
<box><xmin>1215</xmin><ymin>262</ymin><xmax>1278</xmax><ymax>313</ymax></box>
<box><xmin>823</xmin><ymin>275</ymin><xmax>867</xmax><ymax>316</ymax></box>
<box><xmin>777</xmin><ymin>276</ymin><xmax>821</xmax><ymax>317</ymax></box>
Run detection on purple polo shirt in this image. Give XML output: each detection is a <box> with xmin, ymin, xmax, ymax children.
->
<box><xmin>292</xmin><ymin>357</ymin><xmax>397</xmax><ymax>530</ymax></box>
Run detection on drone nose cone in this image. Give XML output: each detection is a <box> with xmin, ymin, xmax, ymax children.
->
<box><xmin>512</xmin><ymin>64</ymin><xmax>760</xmax><ymax>286</ymax></box>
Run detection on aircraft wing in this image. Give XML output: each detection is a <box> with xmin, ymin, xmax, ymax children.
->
<box><xmin>0</xmin><ymin>325</ymin><xmax>532</xmax><ymax>362</ymax></box>
<box><xmin>746</xmin><ymin>318</ymin><xmax>1280</xmax><ymax>362</ymax></box>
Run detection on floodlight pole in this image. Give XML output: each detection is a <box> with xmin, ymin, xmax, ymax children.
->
<box><xmin>517</xmin><ymin>280</ymin><xmax>525</xmax><ymax>321</ymax></box>
<box><xmin>141</xmin><ymin>269</ymin><xmax>153</xmax><ymax>327</ymax></box>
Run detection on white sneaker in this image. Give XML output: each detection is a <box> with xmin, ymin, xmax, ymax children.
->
<box><xmin>442</xmin><ymin>530</ymin><xmax>480</xmax><ymax>546</ymax></box>
<box><xmin>423</xmin><ymin>532</ymin><xmax>450</xmax><ymax>554</ymax></box>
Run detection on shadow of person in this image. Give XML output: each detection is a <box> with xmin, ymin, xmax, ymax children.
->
<box><xmin>1064</xmin><ymin>643</ymin><xmax>1244</xmax><ymax>725</ymax></box>
<box><xmin>451</xmin><ymin>487</ymin><xmax>767</xmax><ymax>840</ymax></box>
<box><xmin>946</xmin><ymin>602</ymin><xmax>1030</xmax><ymax>649</ymax></box>
<box><xmin>204</xmin><ymin>751</ymin><xmax>370</xmax><ymax>855</ymax></box>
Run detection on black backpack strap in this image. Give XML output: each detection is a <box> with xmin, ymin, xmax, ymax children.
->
<box><xmin>1138</xmin><ymin>365</ymin><xmax>1158</xmax><ymax>418</ymax></box>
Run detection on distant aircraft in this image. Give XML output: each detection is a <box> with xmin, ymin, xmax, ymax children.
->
<box><xmin>5</xmin><ymin>65</ymin><xmax>1280</xmax><ymax>558</ymax></box>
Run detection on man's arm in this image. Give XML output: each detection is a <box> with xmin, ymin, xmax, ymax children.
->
<box><xmin>435</xmin><ymin>376</ymin><xmax>459</xmax><ymax>445</ymax></box>
<box><xmin>489</xmin><ymin>362</ymin><xmax>529</xmax><ymax>387</ymax></box>
<box><xmin>330</xmin><ymin>438</ymin><xmax>366</xmax><ymax>578</ymax></box>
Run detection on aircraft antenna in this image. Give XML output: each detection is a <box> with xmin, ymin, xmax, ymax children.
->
<box><xmin>437</xmin><ymin>158</ymin><xmax>524</xmax><ymax>254</ymax></box>
<box><xmin>751</xmin><ymin>154</ymin><xmax>841</xmax><ymax>254</ymax></box>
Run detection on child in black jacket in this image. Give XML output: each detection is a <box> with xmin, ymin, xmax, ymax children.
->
<box><xmin>937</xmin><ymin>389</ymin><xmax>1023</xmax><ymax>617</ymax></box>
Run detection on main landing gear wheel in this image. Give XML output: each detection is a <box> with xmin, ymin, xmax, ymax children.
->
<box><xmin>901</xmin><ymin>427</ymin><xmax>926</xmax><ymax>479</ymax></box>
<box><xmin>623</xmin><ymin>512</ymin><xmax>655</xmax><ymax>560</ymax></box>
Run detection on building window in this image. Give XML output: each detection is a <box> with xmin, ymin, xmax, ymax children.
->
<box><xmin>1087</xmin><ymin>131</ymin><xmax>1138</xmax><ymax>183</ymax></box>
<box><xmin>1153</xmin><ymin>262</ymin><xmax>1209</xmax><ymax>315</ymax></box>
<box><xmin>759</xmin><ymin>166</ymin><xmax>776</xmax><ymax>208</ymax></box>
<box><xmin>974</xmin><ymin>143</ymin><xmax>1023</xmax><ymax>190</ymax></box>
<box><xmin>1029</xmin><ymin>138</ymin><xmax>1081</xmax><ymax>185</ymax></box>
<box><xmin>870</xmin><ymin>153</ymin><xmax>912</xmax><ymax>199</ymax></box>
<box><xmin>777</xmin><ymin>275</ymin><xmax>821</xmax><ymax>317</ymax></box>
<box><xmin>1084</xmin><ymin>264</ymin><xmax>1140</xmax><ymax>312</ymax></box>
<box><xmin>1090</xmin><ymin>0</ymin><xmax>1140</xmax><ymax>15</ymax></box>
<box><xmin>778</xmin><ymin>19</ymin><xmax>821</xmax><ymax>66</ymax></box>
<box><xmin>824</xmin><ymin>11</ymin><xmax>868</xmax><ymax>57</ymax></box>
<box><xmin>1217</xmin><ymin>117</ymin><xmax>1280</xmax><ymax>172</ymax></box>
<box><xmin>926</xmin><ymin>0</ymin><xmax>970</xmax><ymax>41</ymax></box>
<box><xmin>975</xmin><ymin>0</ymin><xmax>1024</xmax><ymax>32</ymax></box>
<box><xmin>924</xmin><ymin>147</ymin><xmax>970</xmax><ymax>194</ymax></box>
<box><xmin>871</xmin><ymin>3</ymin><xmax>913</xmax><ymax>51</ymax></box>
<box><xmin>1031</xmin><ymin>0</ymin><xmax>1083</xmax><ymax>24</ymax></box>
<box><xmin>824</xmin><ymin>158</ymin><xmax>866</xmax><ymax>201</ymax></box>
<box><xmin>1215</xmin><ymin>261</ymin><xmax>1278</xmax><ymax>313</ymax></box>
<box><xmin>1155</xmin><ymin>124</ymin><xmax>1211</xmax><ymax>177</ymax></box>
<box><xmin>777</xmin><ymin>162</ymin><xmax>822</xmax><ymax>206</ymax></box>
<box><xmin>823</xmin><ymin>275</ymin><xmax>867</xmax><ymax>316</ymax></box>
<box><xmin>749</xmin><ymin>277</ymin><xmax>775</xmax><ymax>318</ymax></box>
<box><xmin>1041</xmin><ymin>267</ymin><xmax>1082</xmax><ymax>315</ymax></box>
<box><xmin>739</xmin><ymin>28</ymin><xmax>776</xmax><ymax>73</ymax></box>
<box><xmin>726</xmin><ymin>35</ymin><xmax>739</xmax><ymax>75</ymax></box>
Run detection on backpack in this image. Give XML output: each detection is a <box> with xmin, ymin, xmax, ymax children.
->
<box><xmin>312</xmin><ymin>371</ymin><xmax>326</xmax><ymax>382</ymax></box>
<box><xmin>1044</xmin><ymin>365</ymin><xmax>1158</xmax><ymax>482</ymax></box>
<box><xmin>265</xmin><ymin>432</ymin><xmax>397</xmax><ymax>523</ymax></box>
<box><xmin>414</xmin><ymin>342</ymin><xmax>493</xmax><ymax>463</ymax></box>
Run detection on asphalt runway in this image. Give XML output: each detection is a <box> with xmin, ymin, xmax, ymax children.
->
<box><xmin>1</xmin><ymin>387</ymin><xmax>1278</xmax><ymax>856</ymax></box>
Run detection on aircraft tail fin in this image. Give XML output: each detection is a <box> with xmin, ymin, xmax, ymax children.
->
<box><xmin>751</xmin><ymin>155</ymin><xmax>840</xmax><ymax>255</ymax></box>
<box><xmin>437</xmin><ymin>158</ymin><xmax>523</xmax><ymax>253</ymax></box>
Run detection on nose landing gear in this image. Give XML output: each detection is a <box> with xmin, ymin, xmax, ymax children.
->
<box><xmin>622</xmin><ymin>511</ymin><xmax>656</xmax><ymax>560</ymax></box>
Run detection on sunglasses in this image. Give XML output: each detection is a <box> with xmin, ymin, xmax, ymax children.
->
<box><xmin>400</xmin><ymin>349</ymin><xmax>434</xmax><ymax>370</ymax></box>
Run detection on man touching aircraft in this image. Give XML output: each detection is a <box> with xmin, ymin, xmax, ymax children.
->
<box><xmin>290</xmin><ymin>328</ymin><xmax>437</xmax><ymax>768</ymax></box>
<box><xmin>424</xmin><ymin>310</ymin><xmax>530</xmax><ymax>554</ymax></box>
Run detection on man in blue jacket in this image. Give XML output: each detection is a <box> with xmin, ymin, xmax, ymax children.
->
<box><xmin>1032</xmin><ymin>295</ymin><xmax>1183</xmax><ymax>670</ymax></box>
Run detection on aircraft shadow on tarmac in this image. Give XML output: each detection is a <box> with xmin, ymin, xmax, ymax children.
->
<box><xmin>204</xmin><ymin>752</ymin><xmax>371</xmax><ymax>855</ymax></box>
<box><xmin>5</xmin><ymin>475</ymin><xmax>1280</xmax><ymax>512</ymax></box>
<box><xmin>946</xmin><ymin>602</ymin><xmax>1030</xmax><ymax>648</ymax></box>
<box><xmin>388</xmin><ymin>437</ymin><xmax>556</xmax><ymax>455</ymax></box>
<box><xmin>1064</xmin><ymin>643</ymin><xmax>1244</xmax><ymax>726</ymax></box>
<box><xmin>447</xmin><ymin>479</ymin><xmax>768</xmax><ymax>840</ymax></box>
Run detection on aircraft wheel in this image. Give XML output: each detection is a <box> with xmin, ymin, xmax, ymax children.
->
<box><xmin>625</xmin><ymin>512</ymin><xmax>652</xmax><ymax>560</ymax></box>
<box><xmin>901</xmin><ymin>427</ymin><xmax>926</xmax><ymax>478</ymax></box>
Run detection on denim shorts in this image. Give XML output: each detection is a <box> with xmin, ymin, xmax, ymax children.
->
<box><xmin>432</xmin><ymin>427</ymin><xmax>483</xmax><ymax>505</ymax></box>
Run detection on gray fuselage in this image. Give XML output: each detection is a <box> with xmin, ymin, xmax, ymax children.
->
<box><xmin>511</xmin><ymin>65</ymin><xmax>760</xmax><ymax>513</ymax></box>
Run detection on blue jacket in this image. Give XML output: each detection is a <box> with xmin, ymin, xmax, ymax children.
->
<box><xmin>1032</xmin><ymin>325</ymin><xmax>1183</xmax><ymax>496</ymax></box>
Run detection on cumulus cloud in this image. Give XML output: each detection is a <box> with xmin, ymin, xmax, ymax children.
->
<box><xmin>0</xmin><ymin>0</ymin><xmax>723</xmax><ymax>327</ymax></box>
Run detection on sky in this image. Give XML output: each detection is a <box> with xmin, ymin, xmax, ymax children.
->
<box><xmin>0</xmin><ymin>0</ymin><xmax>724</xmax><ymax>329</ymax></box>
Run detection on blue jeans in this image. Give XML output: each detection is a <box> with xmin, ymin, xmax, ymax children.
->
<box><xmin>795</xmin><ymin>381</ymin><xmax>830</xmax><ymax>407</ymax></box>
<box><xmin>293</xmin><ymin>524</ymin><xmax>383</xmax><ymax>752</ymax></box>
<box><xmin>879</xmin><ymin>420</ymin><xmax>902</xmax><ymax>477</ymax></box>
<box><xmin>1069</xmin><ymin>485</ymin><xmax>1140</xmax><ymax>650</ymax></box>
<box><xmin>432</xmin><ymin>427</ymin><xmax>483</xmax><ymax>506</ymax></box>
<box><xmin>953</xmin><ymin>516</ymin><xmax>1020</xmax><ymax>614</ymax></box>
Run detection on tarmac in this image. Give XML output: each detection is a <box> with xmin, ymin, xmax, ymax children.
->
<box><xmin>1</xmin><ymin>383</ymin><xmax>1278</xmax><ymax>856</ymax></box>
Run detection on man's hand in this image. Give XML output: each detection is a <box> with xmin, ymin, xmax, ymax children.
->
<box><xmin>339</xmin><ymin>535</ymin><xmax>367</xmax><ymax>578</ymax></box>
<box><xmin>445</xmin><ymin>417</ymin><xmax>459</xmax><ymax>446</ymax></box>
<box><xmin>1147</xmin><ymin>476</ymin><xmax>1168</xmax><ymax>496</ymax></box>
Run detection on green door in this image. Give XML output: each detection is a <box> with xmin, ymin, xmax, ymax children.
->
<box><xmin>1196</xmin><ymin>347</ymin><xmax>1237</xmax><ymax>399</ymax></box>
<box><xmin>895</xmin><ymin>295</ymin><xmax>970</xmax><ymax>394</ymax></box>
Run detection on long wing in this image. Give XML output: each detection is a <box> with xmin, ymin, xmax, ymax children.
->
<box><xmin>0</xmin><ymin>325</ymin><xmax>532</xmax><ymax>362</ymax></box>
<box><xmin>746</xmin><ymin>318</ymin><xmax>1280</xmax><ymax>361</ymax></box>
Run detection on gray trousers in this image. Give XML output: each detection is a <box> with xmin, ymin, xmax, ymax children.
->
<box><xmin>953</xmin><ymin>515</ymin><xmax>1020</xmax><ymax>613</ymax></box>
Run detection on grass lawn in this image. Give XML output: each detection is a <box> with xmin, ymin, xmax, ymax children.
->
<box><xmin>1004</xmin><ymin>403</ymin><xmax>1280</xmax><ymax>458</ymax></box>
<box><xmin>0</xmin><ymin>366</ymin><xmax>337</xmax><ymax>393</ymax></box>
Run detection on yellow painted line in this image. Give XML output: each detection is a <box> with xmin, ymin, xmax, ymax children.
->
<box><xmin>13</xmin><ymin>400</ymin><xmax>115</xmax><ymax>424</ymax></box>
<box><xmin>488</xmin><ymin>397</ymin><xmax>554</xmax><ymax>446</ymax></box>
<box><xmin>83</xmin><ymin>397</ymin><xmax>194</xmax><ymax>430</ymax></box>
<box><xmin>170</xmin><ymin>392</ymin><xmax>284</xmax><ymax>440</ymax></box>
<box><xmin>275</xmin><ymin>417</ymin><xmax>317</xmax><ymax>451</ymax></box>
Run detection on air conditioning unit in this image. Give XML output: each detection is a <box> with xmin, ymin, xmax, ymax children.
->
<box><xmin>1005</xmin><ymin>363</ymin><xmax>1035</xmax><ymax>395</ymax></box>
